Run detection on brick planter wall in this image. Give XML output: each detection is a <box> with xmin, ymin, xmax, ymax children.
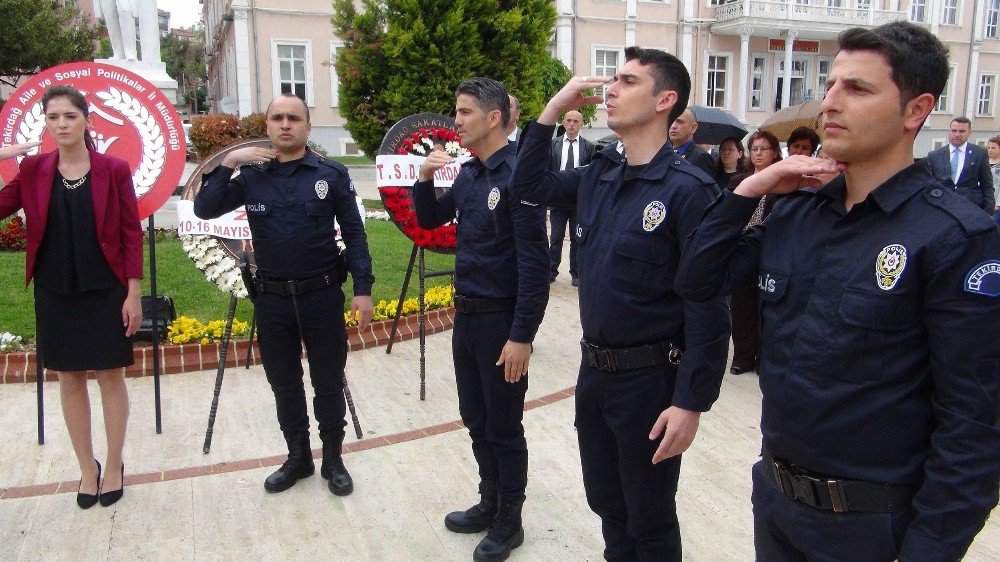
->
<box><xmin>0</xmin><ymin>307</ymin><xmax>455</xmax><ymax>384</ymax></box>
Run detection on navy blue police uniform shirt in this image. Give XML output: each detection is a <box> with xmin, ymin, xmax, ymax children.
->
<box><xmin>510</xmin><ymin>121</ymin><xmax>731</xmax><ymax>413</ymax></box>
<box><xmin>194</xmin><ymin>150</ymin><xmax>374</xmax><ymax>296</ymax></box>
<box><xmin>676</xmin><ymin>163</ymin><xmax>1000</xmax><ymax>561</ymax></box>
<box><xmin>411</xmin><ymin>142</ymin><xmax>549</xmax><ymax>343</ymax></box>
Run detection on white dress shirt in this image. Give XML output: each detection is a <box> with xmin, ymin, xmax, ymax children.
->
<box><xmin>560</xmin><ymin>134</ymin><xmax>580</xmax><ymax>169</ymax></box>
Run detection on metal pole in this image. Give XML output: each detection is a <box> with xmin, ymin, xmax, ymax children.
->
<box><xmin>148</xmin><ymin>215</ymin><xmax>162</xmax><ymax>434</ymax></box>
<box><xmin>386</xmin><ymin>244</ymin><xmax>418</xmax><ymax>354</ymax></box>
<box><xmin>36</xmin><ymin>347</ymin><xmax>44</xmax><ymax>445</ymax></box>
<box><xmin>202</xmin><ymin>293</ymin><xmax>239</xmax><ymax>454</ymax></box>
<box><xmin>244</xmin><ymin>310</ymin><xmax>256</xmax><ymax>369</ymax></box>
<box><xmin>418</xmin><ymin>248</ymin><xmax>426</xmax><ymax>401</ymax></box>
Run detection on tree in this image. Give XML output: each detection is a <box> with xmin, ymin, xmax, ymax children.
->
<box><xmin>161</xmin><ymin>27</ymin><xmax>208</xmax><ymax>115</ymax></box>
<box><xmin>0</xmin><ymin>0</ymin><xmax>101</xmax><ymax>89</ymax></box>
<box><xmin>539</xmin><ymin>56</ymin><xmax>596</xmax><ymax>126</ymax></box>
<box><xmin>332</xmin><ymin>0</ymin><xmax>556</xmax><ymax>156</ymax></box>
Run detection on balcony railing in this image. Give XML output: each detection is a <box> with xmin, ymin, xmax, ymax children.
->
<box><xmin>714</xmin><ymin>1</ymin><xmax>910</xmax><ymax>27</ymax></box>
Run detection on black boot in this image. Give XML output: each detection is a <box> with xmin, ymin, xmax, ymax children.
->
<box><xmin>444</xmin><ymin>481</ymin><xmax>497</xmax><ymax>534</ymax></box>
<box><xmin>473</xmin><ymin>496</ymin><xmax>525</xmax><ymax>561</ymax></box>
<box><xmin>319</xmin><ymin>429</ymin><xmax>353</xmax><ymax>496</ymax></box>
<box><xmin>263</xmin><ymin>433</ymin><xmax>315</xmax><ymax>493</ymax></box>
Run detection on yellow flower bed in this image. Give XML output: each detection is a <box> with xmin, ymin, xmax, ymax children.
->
<box><xmin>167</xmin><ymin>316</ymin><xmax>251</xmax><ymax>345</ymax></box>
<box><xmin>345</xmin><ymin>285</ymin><xmax>454</xmax><ymax>327</ymax></box>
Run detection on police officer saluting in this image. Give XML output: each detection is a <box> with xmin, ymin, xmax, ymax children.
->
<box><xmin>510</xmin><ymin>49</ymin><xmax>730</xmax><ymax>561</ymax></box>
<box><xmin>676</xmin><ymin>22</ymin><xmax>1000</xmax><ymax>560</ymax></box>
<box><xmin>194</xmin><ymin>93</ymin><xmax>374</xmax><ymax>497</ymax></box>
<box><xmin>413</xmin><ymin>77</ymin><xmax>548</xmax><ymax>562</ymax></box>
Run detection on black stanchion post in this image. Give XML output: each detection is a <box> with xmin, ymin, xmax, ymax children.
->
<box><xmin>36</xmin><ymin>346</ymin><xmax>43</xmax><ymax>445</ymax></box>
<box><xmin>418</xmin><ymin>248</ymin><xmax>426</xmax><ymax>401</ymax></box>
<box><xmin>244</xmin><ymin>311</ymin><xmax>255</xmax><ymax>369</ymax></box>
<box><xmin>148</xmin><ymin>215</ymin><xmax>162</xmax><ymax>434</ymax></box>
<box><xmin>386</xmin><ymin>244</ymin><xmax>418</xmax><ymax>354</ymax></box>
<box><xmin>203</xmin><ymin>293</ymin><xmax>239</xmax><ymax>454</ymax></box>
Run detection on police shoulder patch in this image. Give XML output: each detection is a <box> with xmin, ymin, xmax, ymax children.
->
<box><xmin>964</xmin><ymin>260</ymin><xmax>1000</xmax><ymax>297</ymax></box>
<box><xmin>875</xmin><ymin>244</ymin><xmax>907</xmax><ymax>291</ymax></box>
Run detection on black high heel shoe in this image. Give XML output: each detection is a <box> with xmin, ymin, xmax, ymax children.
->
<box><xmin>77</xmin><ymin>459</ymin><xmax>101</xmax><ymax>509</ymax></box>
<box><xmin>99</xmin><ymin>463</ymin><xmax>124</xmax><ymax>507</ymax></box>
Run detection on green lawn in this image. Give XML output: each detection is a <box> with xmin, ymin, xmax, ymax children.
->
<box><xmin>331</xmin><ymin>155</ymin><xmax>375</xmax><ymax>166</ymax></box>
<box><xmin>0</xmin><ymin>219</ymin><xmax>454</xmax><ymax>340</ymax></box>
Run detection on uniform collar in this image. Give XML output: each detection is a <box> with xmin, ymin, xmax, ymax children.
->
<box><xmin>815</xmin><ymin>161</ymin><xmax>930</xmax><ymax>215</ymax></box>
<box><xmin>265</xmin><ymin>149</ymin><xmax>321</xmax><ymax>170</ymax></box>
<box><xmin>674</xmin><ymin>139</ymin><xmax>694</xmax><ymax>155</ymax></box>
<box><xmin>466</xmin><ymin>142</ymin><xmax>514</xmax><ymax>175</ymax></box>
<box><xmin>595</xmin><ymin>140</ymin><xmax>677</xmax><ymax>182</ymax></box>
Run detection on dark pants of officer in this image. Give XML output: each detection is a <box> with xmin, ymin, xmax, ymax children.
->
<box><xmin>730</xmin><ymin>286</ymin><xmax>758</xmax><ymax>371</ymax></box>
<box><xmin>255</xmin><ymin>283</ymin><xmax>348</xmax><ymax>436</ymax></box>
<box><xmin>751</xmin><ymin>461</ymin><xmax>915</xmax><ymax>561</ymax></box>
<box><xmin>453</xmin><ymin>310</ymin><xmax>529</xmax><ymax>502</ymax></box>
<box><xmin>577</xmin><ymin>363</ymin><xmax>683</xmax><ymax>562</ymax></box>
<box><xmin>549</xmin><ymin>208</ymin><xmax>578</xmax><ymax>280</ymax></box>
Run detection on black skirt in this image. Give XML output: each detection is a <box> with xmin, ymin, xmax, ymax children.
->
<box><xmin>34</xmin><ymin>283</ymin><xmax>134</xmax><ymax>371</ymax></box>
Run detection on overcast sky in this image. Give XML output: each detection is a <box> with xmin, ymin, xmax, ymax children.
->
<box><xmin>163</xmin><ymin>0</ymin><xmax>202</xmax><ymax>29</ymax></box>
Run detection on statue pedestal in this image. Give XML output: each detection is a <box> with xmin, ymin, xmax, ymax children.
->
<box><xmin>95</xmin><ymin>58</ymin><xmax>179</xmax><ymax>105</ymax></box>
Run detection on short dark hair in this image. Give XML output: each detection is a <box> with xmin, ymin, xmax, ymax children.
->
<box><xmin>951</xmin><ymin>116</ymin><xmax>972</xmax><ymax>127</ymax></box>
<box><xmin>989</xmin><ymin>135</ymin><xmax>1000</xmax><ymax>147</ymax></box>
<box><xmin>266</xmin><ymin>93</ymin><xmax>310</xmax><ymax>123</ymax></box>
<box><xmin>624</xmin><ymin>46</ymin><xmax>691</xmax><ymax>127</ymax></box>
<box><xmin>42</xmin><ymin>85</ymin><xmax>93</xmax><ymax>148</ymax></box>
<box><xmin>747</xmin><ymin>130</ymin><xmax>782</xmax><ymax>167</ymax></box>
<box><xmin>455</xmin><ymin>77</ymin><xmax>510</xmax><ymax>128</ymax></box>
<box><xmin>787</xmin><ymin>126</ymin><xmax>821</xmax><ymax>154</ymax></box>
<box><xmin>837</xmin><ymin>21</ymin><xmax>949</xmax><ymax>109</ymax></box>
<box><xmin>715</xmin><ymin>136</ymin><xmax>748</xmax><ymax>178</ymax></box>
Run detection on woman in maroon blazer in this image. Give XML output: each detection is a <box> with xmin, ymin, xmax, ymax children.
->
<box><xmin>0</xmin><ymin>85</ymin><xmax>142</xmax><ymax>509</ymax></box>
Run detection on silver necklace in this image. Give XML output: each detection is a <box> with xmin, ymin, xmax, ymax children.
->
<box><xmin>62</xmin><ymin>174</ymin><xmax>87</xmax><ymax>190</ymax></box>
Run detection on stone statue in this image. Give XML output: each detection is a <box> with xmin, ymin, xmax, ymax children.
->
<box><xmin>95</xmin><ymin>0</ymin><xmax>162</xmax><ymax>64</ymax></box>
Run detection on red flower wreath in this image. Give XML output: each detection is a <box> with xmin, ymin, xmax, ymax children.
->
<box><xmin>379</xmin><ymin>126</ymin><xmax>471</xmax><ymax>252</ymax></box>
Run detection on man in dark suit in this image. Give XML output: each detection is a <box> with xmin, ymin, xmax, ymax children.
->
<box><xmin>668</xmin><ymin>107</ymin><xmax>717</xmax><ymax>177</ymax></box>
<box><xmin>925</xmin><ymin>116</ymin><xmax>995</xmax><ymax>213</ymax></box>
<box><xmin>549</xmin><ymin>110</ymin><xmax>595</xmax><ymax>286</ymax></box>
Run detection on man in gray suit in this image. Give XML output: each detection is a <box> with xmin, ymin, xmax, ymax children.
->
<box><xmin>925</xmin><ymin>117</ymin><xmax>995</xmax><ymax>213</ymax></box>
<box><xmin>668</xmin><ymin>108</ymin><xmax>717</xmax><ymax>178</ymax></box>
<box><xmin>549</xmin><ymin>110</ymin><xmax>595</xmax><ymax>286</ymax></box>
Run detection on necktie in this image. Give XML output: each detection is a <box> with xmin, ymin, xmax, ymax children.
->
<box><xmin>565</xmin><ymin>139</ymin><xmax>576</xmax><ymax>170</ymax></box>
<box><xmin>951</xmin><ymin>146</ymin><xmax>960</xmax><ymax>184</ymax></box>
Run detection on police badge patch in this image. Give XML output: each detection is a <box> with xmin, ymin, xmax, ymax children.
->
<box><xmin>315</xmin><ymin>180</ymin><xmax>329</xmax><ymax>199</ymax></box>
<box><xmin>964</xmin><ymin>260</ymin><xmax>1000</xmax><ymax>297</ymax></box>
<box><xmin>642</xmin><ymin>201</ymin><xmax>666</xmax><ymax>232</ymax></box>
<box><xmin>876</xmin><ymin>244</ymin><xmax>907</xmax><ymax>290</ymax></box>
<box><xmin>487</xmin><ymin>187</ymin><xmax>501</xmax><ymax>210</ymax></box>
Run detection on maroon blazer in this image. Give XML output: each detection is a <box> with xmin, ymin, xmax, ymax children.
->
<box><xmin>0</xmin><ymin>148</ymin><xmax>144</xmax><ymax>287</ymax></box>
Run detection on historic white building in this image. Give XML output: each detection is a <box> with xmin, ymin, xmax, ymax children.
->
<box><xmin>200</xmin><ymin>0</ymin><xmax>1000</xmax><ymax>155</ymax></box>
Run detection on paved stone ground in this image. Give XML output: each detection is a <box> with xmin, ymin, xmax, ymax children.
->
<box><xmin>1</xmin><ymin>249</ymin><xmax>998</xmax><ymax>561</ymax></box>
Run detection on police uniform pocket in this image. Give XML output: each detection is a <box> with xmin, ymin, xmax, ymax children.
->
<box><xmin>757</xmin><ymin>269</ymin><xmax>789</xmax><ymax>303</ymax></box>
<box><xmin>839</xmin><ymin>288</ymin><xmax>920</xmax><ymax>331</ymax></box>
<box><xmin>830</xmin><ymin>288</ymin><xmax>922</xmax><ymax>381</ymax></box>
<box><xmin>245</xmin><ymin>201</ymin><xmax>277</xmax><ymax>238</ymax></box>
<box><xmin>610</xmin><ymin>233</ymin><xmax>674</xmax><ymax>295</ymax></box>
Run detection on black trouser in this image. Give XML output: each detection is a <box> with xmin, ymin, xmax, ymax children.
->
<box><xmin>549</xmin><ymin>208</ymin><xmax>578</xmax><ymax>279</ymax></box>
<box><xmin>576</xmin><ymin>363</ymin><xmax>683</xmax><ymax>562</ymax></box>
<box><xmin>752</xmin><ymin>461</ymin><xmax>915</xmax><ymax>561</ymax></box>
<box><xmin>730</xmin><ymin>287</ymin><xmax>758</xmax><ymax>370</ymax></box>
<box><xmin>255</xmin><ymin>283</ymin><xmax>348</xmax><ymax>436</ymax></box>
<box><xmin>453</xmin><ymin>310</ymin><xmax>528</xmax><ymax>502</ymax></box>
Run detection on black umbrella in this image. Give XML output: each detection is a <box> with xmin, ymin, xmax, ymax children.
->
<box><xmin>689</xmin><ymin>105</ymin><xmax>748</xmax><ymax>145</ymax></box>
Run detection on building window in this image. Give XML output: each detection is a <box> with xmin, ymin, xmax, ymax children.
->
<box><xmin>909</xmin><ymin>0</ymin><xmax>926</xmax><ymax>22</ymax></box>
<box><xmin>330</xmin><ymin>43</ymin><xmax>345</xmax><ymax>107</ymax></box>
<box><xmin>277</xmin><ymin>44</ymin><xmax>307</xmax><ymax>99</ymax></box>
<box><xmin>941</xmin><ymin>0</ymin><xmax>958</xmax><ymax>24</ymax></box>
<box><xmin>977</xmin><ymin>74</ymin><xmax>996</xmax><ymax>116</ymax></box>
<box><xmin>593</xmin><ymin>48</ymin><xmax>621</xmax><ymax>104</ymax></box>
<box><xmin>706</xmin><ymin>55</ymin><xmax>729</xmax><ymax>108</ymax></box>
<box><xmin>856</xmin><ymin>0</ymin><xmax>870</xmax><ymax>8</ymax></box>
<box><xmin>750</xmin><ymin>55</ymin><xmax>766</xmax><ymax>110</ymax></box>
<box><xmin>987</xmin><ymin>0</ymin><xmax>1000</xmax><ymax>38</ymax></box>
<box><xmin>816</xmin><ymin>58</ymin><xmax>830</xmax><ymax>99</ymax></box>
<box><xmin>827</xmin><ymin>0</ymin><xmax>844</xmax><ymax>7</ymax></box>
<box><xmin>934</xmin><ymin>66</ymin><xmax>955</xmax><ymax>113</ymax></box>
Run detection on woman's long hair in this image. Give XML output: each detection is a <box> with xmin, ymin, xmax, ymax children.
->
<box><xmin>715</xmin><ymin>136</ymin><xmax>749</xmax><ymax>178</ymax></box>
<box><xmin>41</xmin><ymin>85</ymin><xmax>95</xmax><ymax>149</ymax></box>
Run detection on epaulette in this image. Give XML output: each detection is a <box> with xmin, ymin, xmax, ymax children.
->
<box><xmin>924</xmin><ymin>185</ymin><xmax>996</xmax><ymax>236</ymax></box>
<box><xmin>316</xmin><ymin>156</ymin><xmax>349</xmax><ymax>176</ymax></box>
<box><xmin>667</xmin><ymin>156</ymin><xmax>717</xmax><ymax>188</ymax></box>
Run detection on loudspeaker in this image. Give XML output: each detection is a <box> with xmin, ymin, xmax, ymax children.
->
<box><xmin>136</xmin><ymin>296</ymin><xmax>176</xmax><ymax>342</ymax></box>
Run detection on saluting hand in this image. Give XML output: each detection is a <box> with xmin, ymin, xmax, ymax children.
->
<box><xmin>537</xmin><ymin>76</ymin><xmax>611</xmax><ymax>125</ymax></box>
<box><xmin>221</xmin><ymin>146</ymin><xmax>278</xmax><ymax>169</ymax></box>
<box><xmin>418</xmin><ymin>149</ymin><xmax>455</xmax><ymax>182</ymax></box>
<box><xmin>0</xmin><ymin>142</ymin><xmax>41</xmax><ymax>161</ymax></box>
<box><xmin>350</xmin><ymin>295</ymin><xmax>373</xmax><ymax>332</ymax></box>
<box><xmin>496</xmin><ymin>340</ymin><xmax>531</xmax><ymax>383</ymax></box>
<box><xmin>649</xmin><ymin>406</ymin><xmax>701</xmax><ymax>464</ymax></box>
<box><xmin>734</xmin><ymin>155</ymin><xmax>845</xmax><ymax>199</ymax></box>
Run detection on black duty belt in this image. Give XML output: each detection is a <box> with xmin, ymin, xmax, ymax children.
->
<box><xmin>256</xmin><ymin>273</ymin><xmax>337</xmax><ymax>297</ymax></box>
<box><xmin>763</xmin><ymin>451</ymin><xmax>916</xmax><ymax>513</ymax></box>
<box><xmin>580</xmin><ymin>339</ymin><xmax>683</xmax><ymax>372</ymax></box>
<box><xmin>453</xmin><ymin>295</ymin><xmax>516</xmax><ymax>314</ymax></box>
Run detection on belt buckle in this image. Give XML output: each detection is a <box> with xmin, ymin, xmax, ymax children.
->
<box><xmin>790</xmin><ymin>474</ymin><xmax>818</xmax><ymax>506</ymax></box>
<box><xmin>667</xmin><ymin>345</ymin><xmax>683</xmax><ymax>366</ymax></box>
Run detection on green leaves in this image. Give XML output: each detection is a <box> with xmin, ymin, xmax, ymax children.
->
<box><xmin>0</xmin><ymin>0</ymin><xmax>101</xmax><ymax>88</ymax></box>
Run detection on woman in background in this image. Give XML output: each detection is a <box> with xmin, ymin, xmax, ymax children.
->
<box><xmin>713</xmin><ymin>136</ymin><xmax>749</xmax><ymax>189</ymax></box>
<box><xmin>987</xmin><ymin>135</ymin><xmax>1000</xmax><ymax>226</ymax></box>
<box><xmin>0</xmin><ymin>85</ymin><xmax>143</xmax><ymax>509</ymax></box>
